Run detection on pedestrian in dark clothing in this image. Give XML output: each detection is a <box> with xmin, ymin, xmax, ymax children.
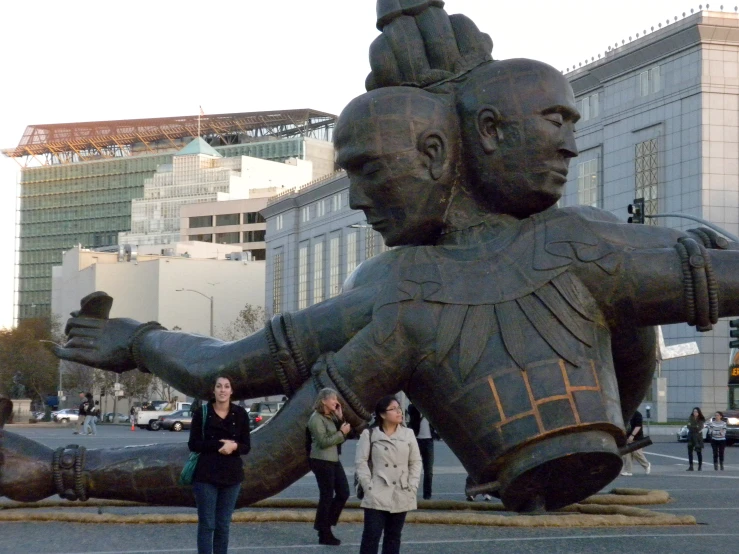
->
<box><xmin>188</xmin><ymin>376</ymin><xmax>250</xmax><ymax>554</ymax></box>
<box><xmin>0</xmin><ymin>397</ymin><xmax>12</xmax><ymax>428</ymax></box>
<box><xmin>621</xmin><ymin>410</ymin><xmax>650</xmax><ymax>475</ymax></box>
<box><xmin>307</xmin><ymin>387</ymin><xmax>352</xmax><ymax>546</ymax></box>
<box><xmin>708</xmin><ymin>411</ymin><xmax>727</xmax><ymax>470</ymax></box>
<box><xmin>686</xmin><ymin>407</ymin><xmax>705</xmax><ymax>471</ymax></box>
<box><xmin>74</xmin><ymin>392</ymin><xmax>89</xmax><ymax>435</ymax></box>
<box><xmin>408</xmin><ymin>404</ymin><xmax>434</xmax><ymax>499</ymax></box>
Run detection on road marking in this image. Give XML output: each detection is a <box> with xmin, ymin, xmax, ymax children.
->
<box><xmin>54</xmin><ymin>533</ymin><xmax>739</xmax><ymax>553</ymax></box>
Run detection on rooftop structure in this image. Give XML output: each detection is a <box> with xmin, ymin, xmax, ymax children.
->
<box><xmin>3</xmin><ymin>109</ymin><xmax>336</xmax><ymax>165</ymax></box>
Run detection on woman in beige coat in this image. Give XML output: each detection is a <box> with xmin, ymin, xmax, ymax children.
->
<box><xmin>355</xmin><ymin>395</ymin><xmax>422</xmax><ymax>554</ymax></box>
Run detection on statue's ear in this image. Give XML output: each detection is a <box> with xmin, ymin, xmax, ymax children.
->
<box><xmin>476</xmin><ymin>106</ymin><xmax>503</xmax><ymax>154</ymax></box>
<box><xmin>418</xmin><ymin>130</ymin><xmax>447</xmax><ymax>181</ymax></box>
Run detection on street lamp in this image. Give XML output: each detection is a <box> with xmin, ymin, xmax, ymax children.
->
<box><xmin>176</xmin><ymin>288</ymin><xmax>214</xmax><ymax>337</ymax></box>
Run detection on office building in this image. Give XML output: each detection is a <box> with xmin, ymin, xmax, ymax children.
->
<box><xmin>564</xmin><ymin>9</ymin><xmax>739</xmax><ymax>418</ymax></box>
<box><xmin>3</xmin><ymin>109</ymin><xmax>336</xmax><ymax>320</ymax></box>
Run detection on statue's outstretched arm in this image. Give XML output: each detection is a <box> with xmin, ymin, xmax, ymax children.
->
<box><xmin>55</xmin><ymin>283</ymin><xmax>380</xmax><ymax>400</ymax></box>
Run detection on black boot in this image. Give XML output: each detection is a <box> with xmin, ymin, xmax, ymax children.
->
<box><xmin>721</xmin><ymin>462</ymin><xmax>724</xmax><ymax>471</ymax></box>
<box><xmin>698</xmin><ymin>461</ymin><xmax>702</xmax><ymax>471</ymax></box>
<box><xmin>318</xmin><ymin>530</ymin><xmax>341</xmax><ymax>546</ymax></box>
<box><xmin>686</xmin><ymin>465</ymin><xmax>694</xmax><ymax>471</ymax></box>
<box><xmin>715</xmin><ymin>462</ymin><xmax>719</xmax><ymax>470</ymax></box>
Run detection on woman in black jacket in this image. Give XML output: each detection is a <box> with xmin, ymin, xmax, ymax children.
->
<box><xmin>188</xmin><ymin>376</ymin><xmax>250</xmax><ymax>554</ymax></box>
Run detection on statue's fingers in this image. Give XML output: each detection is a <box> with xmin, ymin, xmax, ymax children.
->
<box><xmin>64</xmin><ymin>317</ymin><xmax>104</xmax><ymax>336</ymax></box>
<box><xmin>67</xmin><ymin>327</ymin><xmax>101</xmax><ymax>340</ymax></box>
<box><xmin>53</xmin><ymin>345</ymin><xmax>96</xmax><ymax>366</ymax></box>
<box><xmin>63</xmin><ymin>336</ymin><xmax>97</xmax><ymax>350</ymax></box>
<box><xmin>368</xmin><ymin>34</ymin><xmax>403</xmax><ymax>90</ymax></box>
<box><xmin>414</xmin><ymin>5</ymin><xmax>461</xmax><ymax>72</ymax></box>
<box><xmin>449</xmin><ymin>14</ymin><xmax>493</xmax><ymax>65</ymax></box>
<box><xmin>382</xmin><ymin>15</ymin><xmax>432</xmax><ymax>84</ymax></box>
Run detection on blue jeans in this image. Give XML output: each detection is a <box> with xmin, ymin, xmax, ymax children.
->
<box><xmin>192</xmin><ymin>481</ymin><xmax>241</xmax><ymax>554</ymax></box>
<box><xmin>360</xmin><ymin>508</ymin><xmax>407</xmax><ymax>554</ymax></box>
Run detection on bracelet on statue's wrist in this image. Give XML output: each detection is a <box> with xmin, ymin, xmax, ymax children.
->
<box><xmin>129</xmin><ymin>321</ymin><xmax>167</xmax><ymax>372</ymax></box>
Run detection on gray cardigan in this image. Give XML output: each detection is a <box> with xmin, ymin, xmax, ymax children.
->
<box><xmin>307</xmin><ymin>410</ymin><xmax>346</xmax><ymax>462</ymax></box>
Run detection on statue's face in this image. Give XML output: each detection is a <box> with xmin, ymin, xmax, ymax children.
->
<box><xmin>336</xmin><ymin>89</ymin><xmax>457</xmax><ymax>246</ymax></box>
<box><xmin>459</xmin><ymin>61</ymin><xmax>580</xmax><ymax>218</ymax></box>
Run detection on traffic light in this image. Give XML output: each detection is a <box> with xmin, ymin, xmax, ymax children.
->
<box><xmin>730</xmin><ymin>319</ymin><xmax>739</xmax><ymax>349</ymax></box>
<box><xmin>627</xmin><ymin>198</ymin><xmax>645</xmax><ymax>224</ymax></box>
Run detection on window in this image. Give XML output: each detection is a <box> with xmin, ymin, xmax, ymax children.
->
<box><xmin>635</xmin><ymin>139</ymin><xmax>659</xmax><ymax>225</ymax></box>
<box><xmin>577</xmin><ymin>159</ymin><xmax>599</xmax><ymax>207</ymax></box>
<box><xmin>639</xmin><ymin>66</ymin><xmax>661</xmax><ymax>96</ymax></box>
<box><xmin>365</xmin><ymin>228</ymin><xmax>376</xmax><ymax>259</ymax></box>
<box><xmin>189</xmin><ymin>215</ymin><xmax>213</xmax><ymax>228</ymax></box>
<box><xmin>216</xmin><ymin>232</ymin><xmax>240</xmax><ymax>244</ymax></box>
<box><xmin>275</xmin><ymin>214</ymin><xmax>283</xmax><ymax>231</ymax></box>
<box><xmin>272</xmin><ymin>251</ymin><xmax>284</xmax><ymax>314</ymax></box>
<box><xmin>332</xmin><ymin>193</ymin><xmax>342</xmax><ymax>212</ymax></box>
<box><xmin>317</xmin><ymin>199</ymin><xmax>326</xmax><ymax>217</ymax></box>
<box><xmin>216</xmin><ymin>213</ymin><xmax>240</xmax><ymax>226</ymax></box>
<box><xmin>243</xmin><ymin>230</ymin><xmax>266</xmax><ymax>242</ymax></box>
<box><xmin>346</xmin><ymin>232</ymin><xmax>358</xmax><ymax>275</ymax></box>
<box><xmin>577</xmin><ymin>93</ymin><xmax>599</xmax><ymax>122</ymax></box>
<box><xmin>244</xmin><ymin>212</ymin><xmax>265</xmax><ymax>224</ymax></box>
<box><xmin>313</xmin><ymin>241</ymin><xmax>324</xmax><ymax>304</ymax></box>
<box><xmin>298</xmin><ymin>243</ymin><xmax>309</xmax><ymax>310</ymax></box>
<box><xmin>189</xmin><ymin>233</ymin><xmax>213</xmax><ymax>242</ymax></box>
<box><xmin>301</xmin><ymin>206</ymin><xmax>311</xmax><ymax>222</ymax></box>
<box><xmin>329</xmin><ymin>236</ymin><xmax>341</xmax><ymax>298</ymax></box>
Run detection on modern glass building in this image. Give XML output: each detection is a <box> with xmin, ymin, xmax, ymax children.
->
<box><xmin>3</xmin><ymin>110</ymin><xmax>336</xmax><ymax>320</ymax></box>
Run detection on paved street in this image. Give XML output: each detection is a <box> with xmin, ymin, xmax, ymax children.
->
<box><xmin>2</xmin><ymin>423</ymin><xmax>739</xmax><ymax>553</ymax></box>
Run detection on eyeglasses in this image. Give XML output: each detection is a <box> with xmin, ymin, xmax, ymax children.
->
<box><xmin>384</xmin><ymin>407</ymin><xmax>403</xmax><ymax>413</ymax></box>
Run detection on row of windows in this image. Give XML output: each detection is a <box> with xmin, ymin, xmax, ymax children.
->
<box><xmin>574</xmin><ymin>138</ymin><xmax>658</xmax><ymax>220</ymax></box>
<box><xmin>301</xmin><ymin>193</ymin><xmax>346</xmax><ymax>223</ymax></box>
<box><xmin>20</xmin><ymin>154</ymin><xmax>169</xmax><ymax>185</ymax></box>
<box><xmin>275</xmin><ymin>229</ymin><xmax>388</xmax><ymax>312</ymax></box>
<box><xmin>188</xmin><ymin>231</ymin><xmax>267</xmax><ymax>243</ymax></box>
<box><xmin>575</xmin><ymin>65</ymin><xmax>661</xmax><ymax>122</ymax></box>
<box><xmin>189</xmin><ymin>212</ymin><xmax>267</xmax><ymax>228</ymax></box>
<box><xmin>20</xmin><ymin>216</ymin><xmax>130</xmax><ymax>237</ymax></box>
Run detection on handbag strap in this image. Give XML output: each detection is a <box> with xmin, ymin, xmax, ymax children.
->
<box><xmin>201</xmin><ymin>403</ymin><xmax>207</xmax><ymax>440</ymax></box>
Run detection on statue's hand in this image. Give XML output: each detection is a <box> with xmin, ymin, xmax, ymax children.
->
<box><xmin>686</xmin><ymin>227</ymin><xmax>732</xmax><ymax>249</ymax></box>
<box><xmin>53</xmin><ymin>317</ymin><xmax>142</xmax><ymax>373</ymax></box>
<box><xmin>0</xmin><ymin>430</ymin><xmax>55</xmax><ymax>502</ymax></box>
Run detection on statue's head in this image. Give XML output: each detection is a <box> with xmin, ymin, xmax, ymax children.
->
<box><xmin>456</xmin><ymin>58</ymin><xmax>580</xmax><ymax>218</ymax></box>
<box><xmin>335</xmin><ymin>86</ymin><xmax>462</xmax><ymax>247</ymax></box>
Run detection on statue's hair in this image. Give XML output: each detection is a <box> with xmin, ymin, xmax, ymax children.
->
<box><xmin>313</xmin><ymin>387</ymin><xmax>339</xmax><ymax>413</ymax></box>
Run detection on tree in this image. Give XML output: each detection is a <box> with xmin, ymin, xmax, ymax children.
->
<box><xmin>0</xmin><ymin>319</ymin><xmax>59</xmax><ymax>405</ymax></box>
<box><xmin>216</xmin><ymin>303</ymin><xmax>266</xmax><ymax>341</ymax></box>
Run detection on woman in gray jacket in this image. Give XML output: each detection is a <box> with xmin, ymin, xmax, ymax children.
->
<box><xmin>307</xmin><ymin>388</ymin><xmax>352</xmax><ymax>546</ymax></box>
<box><xmin>355</xmin><ymin>395</ymin><xmax>422</xmax><ymax>554</ymax></box>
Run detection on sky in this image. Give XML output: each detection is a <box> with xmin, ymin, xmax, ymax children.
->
<box><xmin>0</xmin><ymin>0</ymin><xmax>712</xmax><ymax>328</ymax></box>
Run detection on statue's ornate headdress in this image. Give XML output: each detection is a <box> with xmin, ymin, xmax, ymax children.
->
<box><xmin>366</xmin><ymin>0</ymin><xmax>494</xmax><ymax>92</ymax></box>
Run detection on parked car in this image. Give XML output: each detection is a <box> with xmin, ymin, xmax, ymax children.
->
<box><xmin>724</xmin><ymin>409</ymin><xmax>739</xmax><ymax>446</ymax></box>
<box><xmin>248</xmin><ymin>401</ymin><xmax>284</xmax><ymax>430</ymax></box>
<box><xmin>103</xmin><ymin>412</ymin><xmax>130</xmax><ymax>423</ymax></box>
<box><xmin>52</xmin><ymin>409</ymin><xmax>80</xmax><ymax>423</ymax></box>
<box><xmin>158</xmin><ymin>409</ymin><xmax>193</xmax><ymax>432</ymax></box>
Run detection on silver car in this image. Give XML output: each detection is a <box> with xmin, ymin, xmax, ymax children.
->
<box><xmin>52</xmin><ymin>409</ymin><xmax>80</xmax><ymax>423</ymax></box>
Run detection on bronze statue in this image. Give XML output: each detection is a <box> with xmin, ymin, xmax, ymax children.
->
<box><xmin>3</xmin><ymin>0</ymin><xmax>739</xmax><ymax>512</ymax></box>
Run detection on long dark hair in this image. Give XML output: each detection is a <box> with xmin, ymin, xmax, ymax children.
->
<box><xmin>372</xmin><ymin>395</ymin><xmax>400</xmax><ymax>429</ymax></box>
<box><xmin>690</xmin><ymin>407</ymin><xmax>705</xmax><ymax>422</ymax></box>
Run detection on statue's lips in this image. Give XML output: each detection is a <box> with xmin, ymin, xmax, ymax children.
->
<box><xmin>549</xmin><ymin>169</ymin><xmax>568</xmax><ymax>183</ymax></box>
<box><xmin>368</xmin><ymin>219</ymin><xmax>389</xmax><ymax>231</ymax></box>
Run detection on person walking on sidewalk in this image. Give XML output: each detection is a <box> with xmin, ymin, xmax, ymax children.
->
<box><xmin>307</xmin><ymin>388</ymin><xmax>352</xmax><ymax>546</ymax></box>
<box><xmin>73</xmin><ymin>392</ymin><xmax>89</xmax><ymax>435</ymax></box>
<box><xmin>82</xmin><ymin>394</ymin><xmax>98</xmax><ymax>436</ymax></box>
<box><xmin>621</xmin><ymin>410</ymin><xmax>651</xmax><ymax>476</ymax></box>
<box><xmin>686</xmin><ymin>407</ymin><xmax>706</xmax><ymax>471</ymax></box>
<box><xmin>708</xmin><ymin>411</ymin><xmax>727</xmax><ymax>470</ymax></box>
<box><xmin>408</xmin><ymin>404</ymin><xmax>435</xmax><ymax>500</ymax></box>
